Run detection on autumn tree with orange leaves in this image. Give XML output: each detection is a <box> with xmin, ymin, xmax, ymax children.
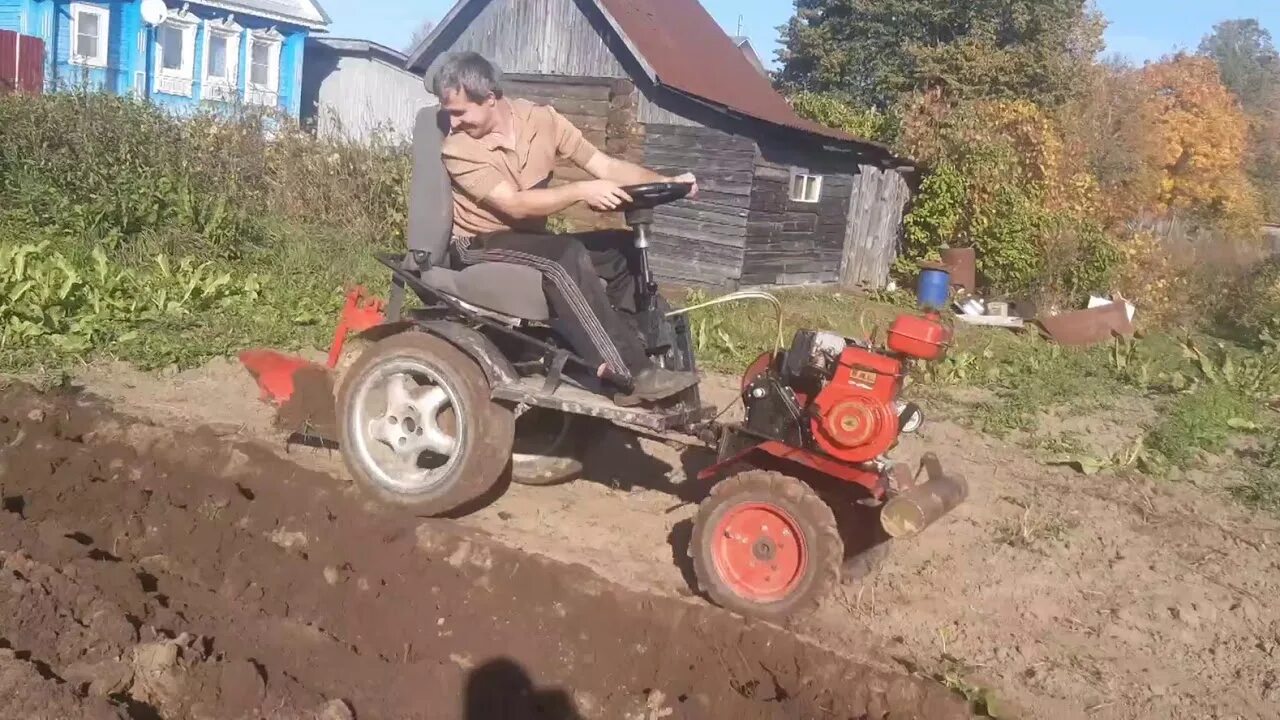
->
<box><xmin>1140</xmin><ymin>55</ymin><xmax>1262</xmax><ymax>230</ymax></box>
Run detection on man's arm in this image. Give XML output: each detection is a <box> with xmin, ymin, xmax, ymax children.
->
<box><xmin>484</xmin><ymin>178</ymin><xmax>636</xmax><ymax>219</ymax></box>
<box><xmin>583</xmin><ymin>153</ymin><xmax>699</xmax><ymax>196</ymax></box>
<box><xmin>549</xmin><ymin>105</ymin><xmax>698</xmax><ymax>196</ymax></box>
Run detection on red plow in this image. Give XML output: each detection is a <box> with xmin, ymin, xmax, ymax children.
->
<box><xmin>238</xmin><ymin>287</ymin><xmax>387</xmax><ymax>406</ymax></box>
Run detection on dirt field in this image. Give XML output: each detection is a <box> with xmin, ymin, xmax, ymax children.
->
<box><xmin>6</xmin><ymin>356</ymin><xmax>1279</xmax><ymax>720</ymax></box>
<box><xmin>0</xmin><ymin>375</ymin><xmax>968</xmax><ymax>719</ymax></box>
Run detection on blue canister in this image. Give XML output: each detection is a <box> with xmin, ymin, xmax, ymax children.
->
<box><xmin>916</xmin><ymin>265</ymin><xmax>952</xmax><ymax>310</ymax></box>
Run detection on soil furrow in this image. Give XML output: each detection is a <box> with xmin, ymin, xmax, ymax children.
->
<box><xmin>0</xmin><ymin>383</ymin><xmax>971</xmax><ymax>719</ymax></box>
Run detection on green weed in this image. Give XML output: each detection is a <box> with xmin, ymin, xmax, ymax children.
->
<box><xmin>1146</xmin><ymin>384</ymin><xmax>1258</xmax><ymax>469</ymax></box>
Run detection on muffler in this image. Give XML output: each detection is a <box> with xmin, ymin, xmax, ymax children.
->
<box><xmin>880</xmin><ymin>453</ymin><xmax>968</xmax><ymax>538</ymax></box>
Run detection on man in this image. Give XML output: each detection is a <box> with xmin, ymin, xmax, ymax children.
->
<box><xmin>431</xmin><ymin>51</ymin><xmax>700</xmax><ymax>403</ymax></box>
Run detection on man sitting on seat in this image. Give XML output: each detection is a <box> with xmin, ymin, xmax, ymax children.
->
<box><xmin>431</xmin><ymin>50</ymin><xmax>700</xmax><ymax>403</ymax></box>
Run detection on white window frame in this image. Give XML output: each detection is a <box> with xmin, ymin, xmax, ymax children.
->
<box><xmin>153</xmin><ymin>9</ymin><xmax>198</xmax><ymax>97</ymax></box>
<box><xmin>245</xmin><ymin>28</ymin><xmax>283</xmax><ymax>106</ymax></box>
<box><xmin>201</xmin><ymin>18</ymin><xmax>242</xmax><ymax>102</ymax></box>
<box><xmin>69</xmin><ymin>3</ymin><xmax>110</xmax><ymax>69</ymax></box>
<box><xmin>789</xmin><ymin>169</ymin><xmax>824</xmax><ymax>204</ymax></box>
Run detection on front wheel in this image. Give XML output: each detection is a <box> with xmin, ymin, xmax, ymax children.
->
<box><xmin>690</xmin><ymin>470</ymin><xmax>843</xmax><ymax>622</ymax></box>
<box><xmin>336</xmin><ymin>332</ymin><xmax>515</xmax><ymax>515</ymax></box>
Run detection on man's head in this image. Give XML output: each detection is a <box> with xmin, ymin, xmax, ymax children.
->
<box><xmin>431</xmin><ymin>52</ymin><xmax>504</xmax><ymax>138</ymax></box>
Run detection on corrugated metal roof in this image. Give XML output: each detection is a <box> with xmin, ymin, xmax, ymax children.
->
<box><xmin>194</xmin><ymin>0</ymin><xmax>331</xmax><ymax>29</ymax></box>
<box><xmin>593</xmin><ymin>0</ymin><xmax>896</xmax><ymax>157</ymax></box>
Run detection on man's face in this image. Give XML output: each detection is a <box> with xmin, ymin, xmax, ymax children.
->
<box><xmin>440</xmin><ymin>88</ymin><xmax>497</xmax><ymax>138</ymax></box>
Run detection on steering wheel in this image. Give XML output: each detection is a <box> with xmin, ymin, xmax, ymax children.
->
<box><xmin>618</xmin><ymin>182</ymin><xmax>693</xmax><ymax>211</ymax></box>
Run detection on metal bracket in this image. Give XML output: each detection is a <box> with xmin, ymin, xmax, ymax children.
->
<box><xmin>542</xmin><ymin>350</ymin><xmax>569</xmax><ymax>394</ymax></box>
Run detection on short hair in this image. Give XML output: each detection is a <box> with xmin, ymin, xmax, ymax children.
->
<box><xmin>430</xmin><ymin>51</ymin><xmax>504</xmax><ymax>102</ymax></box>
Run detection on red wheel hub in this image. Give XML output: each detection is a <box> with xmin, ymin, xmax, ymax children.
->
<box><xmin>711</xmin><ymin>503</ymin><xmax>807</xmax><ymax>603</ymax></box>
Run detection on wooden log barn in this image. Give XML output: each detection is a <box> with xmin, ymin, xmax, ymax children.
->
<box><xmin>406</xmin><ymin>0</ymin><xmax>919</xmax><ymax>290</ymax></box>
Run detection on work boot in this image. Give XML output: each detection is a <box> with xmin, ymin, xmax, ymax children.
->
<box><xmin>614</xmin><ymin>366</ymin><xmax>700</xmax><ymax>406</ymax></box>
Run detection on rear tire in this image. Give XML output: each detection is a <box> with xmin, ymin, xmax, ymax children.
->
<box><xmin>336</xmin><ymin>331</ymin><xmax>515</xmax><ymax>515</ymax></box>
<box><xmin>691</xmin><ymin>470</ymin><xmax>843</xmax><ymax>622</ymax></box>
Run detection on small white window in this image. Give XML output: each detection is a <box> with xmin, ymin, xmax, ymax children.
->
<box><xmin>69</xmin><ymin>3</ymin><xmax>110</xmax><ymax>68</ymax></box>
<box><xmin>789</xmin><ymin>170</ymin><xmax>823</xmax><ymax>203</ymax></box>
<box><xmin>153</xmin><ymin>10</ymin><xmax>197</xmax><ymax>96</ymax></box>
<box><xmin>245</xmin><ymin>29</ymin><xmax>282</xmax><ymax>106</ymax></box>
<box><xmin>202</xmin><ymin>19</ymin><xmax>242</xmax><ymax>101</ymax></box>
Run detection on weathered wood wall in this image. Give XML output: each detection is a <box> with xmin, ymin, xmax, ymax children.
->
<box><xmin>504</xmin><ymin>74</ymin><xmax>643</xmax><ymax>231</ymax></box>
<box><xmin>740</xmin><ymin>149</ymin><xmax>856</xmax><ymax>287</ymax></box>
<box><xmin>641</xmin><ymin>124</ymin><xmax>755</xmax><ymax>287</ymax></box>
<box><xmin>839</xmin><ymin>166</ymin><xmax>911</xmax><ymax>289</ymax></box>
<box><xmin>419</xmin><ymin>0</ymin><xmax>628</xmax><ymax>80</ymax></box>
<box><xmin>301</xmin><ymin>42</ymin><xmax>438</xmax><ymax>145</ymax></box>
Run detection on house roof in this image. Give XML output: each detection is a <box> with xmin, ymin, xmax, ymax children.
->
<box><xmin>407</xmin><ymin>0</ymin><xmax>905</xmax><ymax>164</ymax></box>
<box><xmin>309</xmin><ymin>36</ymin><xmax>407</xmax><ymax>66</ymax></box>
<box><xmin>193</xmin><ymin>0</ymin><xmax>331</xmax><ymax>30</ymax></box>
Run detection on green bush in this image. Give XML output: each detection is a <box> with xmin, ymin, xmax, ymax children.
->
<box><xmin>0</xmin><ymin>91</ymin><xmax>410</xmax><ymax>262</ymax></box>
<box><xmin>0</xmin><ymin>91</ymin><xmax>407</xmax><ymax>373</ymax></box>
<box><xmin>789</xmin><ymin>91</ymin><xmax>901</xmax><ymax>143</ymax></box>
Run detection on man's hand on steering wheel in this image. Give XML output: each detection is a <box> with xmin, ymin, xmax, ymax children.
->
<box><xmin>668</xmin><ymin>172</ymin><xmax>699</xmax><ymax>198</ymax></box>
<box><xmin>579</xmin><ymin>180</ymin><xmax>634</xmax><ymax>211</ymax></box>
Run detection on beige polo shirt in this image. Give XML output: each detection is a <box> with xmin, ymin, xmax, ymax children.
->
<box><xmin>441</xmin><ymin>98</ymin><xmax>600</xmax><ymax>238</ymax></box>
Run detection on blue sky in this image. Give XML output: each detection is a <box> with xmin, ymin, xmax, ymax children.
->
<box><xmin>322</xmin><ymin>0</ymin><xmax>1280</xmax><ymax>69</ymax></box>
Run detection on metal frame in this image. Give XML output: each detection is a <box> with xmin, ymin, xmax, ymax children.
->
<box><xmin>373</xmin><ymin>252</ymin><xmax>717</xmax><ymax>433</ymax></box>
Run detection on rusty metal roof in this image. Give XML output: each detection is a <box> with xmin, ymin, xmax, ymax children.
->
<box><xmin>594</xmin><ymin>0</ymin><xmax>897</xmax><ymax>158</ymax></box>
<box><xmin>406</xmin><ymin>0</ymin><xmax>904</xmax><ymax>163</ymax></box>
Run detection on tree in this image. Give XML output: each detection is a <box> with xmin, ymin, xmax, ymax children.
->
<box><xmin>775</xmin><ymin>0</ymin><xmax>1105</xmax><ymax>109</ymax></box>
<box><xmin>1057</xmin><ymin>57</ymin><xmax>1166</xmax><ymax>225</ymax></box>
<box><xmin>405</xmin><ymin>19</ymin><xmax>436</xmax><ymax>54</ymax></box>
<box><xmin>1198</xmin><ymin>19</ymin><xmax>1280</xmax><ymax>111</ymax></box>
<box><xmin>1141</xmin><ymin>54</ymin><xmax>1261</xmax><ymax>228</ymax></box>
<box><xmin>1198</xmin><ymin>19</ymin><xmax>1280</xmax><ymax>219</ymax></box>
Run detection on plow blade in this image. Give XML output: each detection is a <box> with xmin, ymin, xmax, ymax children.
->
<box><xmin>239</xmin><ymin>287</ymin><xmax>387</xmax><ymax>406</ymax></box>
<box><xmin>239</xmin><ymin>349</ymin><xmax>325</xmax><ymax>406</ymax></box>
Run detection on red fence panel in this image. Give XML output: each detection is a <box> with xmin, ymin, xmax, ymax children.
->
<box><xmin>17</xmin><ymin>34</ymin><xmax>43</xmax><ymax>93</ymax></box>
<box><xmin>0</xmin><ymin>30</ymin><xmax>16</xmax><ymax>95</ymax></box>
<box><xmin>0</xmin><ymin>30</ymin><xmax>44</xmax><ymax>96</ymax></box>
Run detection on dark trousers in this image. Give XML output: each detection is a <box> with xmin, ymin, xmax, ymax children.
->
<box><xmin>455</xmin><ymin>229</ymin><xmax>649</xmax><ymax>381</ymax></box>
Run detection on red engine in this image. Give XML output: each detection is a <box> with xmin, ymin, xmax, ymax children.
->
<box><xmin>809</xmin><ymin>344</ymin><xmax>904</xmax><ymax>463</ymax></box>
<box><xmin>735</xmin><ymin>313</ymin><xmax>951</xmax><ymax>472</ymax></box>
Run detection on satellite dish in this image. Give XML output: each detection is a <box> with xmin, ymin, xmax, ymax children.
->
<box><xmin>140</xmin><ymin>0</ymin><xmax>169</xmax><ymax>26</ymax></box>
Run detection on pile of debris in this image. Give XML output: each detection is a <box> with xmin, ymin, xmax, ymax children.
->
<box><xmin>937</xmin><ymin>248</ymin><xmax>1137</xmax><ymax>347</ymax></box>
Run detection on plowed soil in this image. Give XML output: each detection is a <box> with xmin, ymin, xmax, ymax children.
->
<box><xmin>0</xmin><ymin>381</ymin><xmax>969</xmax><ymax>720</ymax></box>
<box><xmin>65</xmin><ymin>357</ymin><xmax>1280</xmax><ymax>720</ymax></box>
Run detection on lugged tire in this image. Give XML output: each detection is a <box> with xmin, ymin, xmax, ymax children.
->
<box><xmin>336</xmin><ymin>331</ymin><xmax>515</xmax><ymax>515</ymax></box>
<box><xmin>690</xmin><ymin>470</ymin><xmax>843</xmax><ymax>622</ymax></box>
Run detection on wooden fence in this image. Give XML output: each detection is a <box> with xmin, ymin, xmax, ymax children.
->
<box><xmin>0</xmin><ymin>30</ymin><xmax>45</xmax><ymax>96</ymax></box>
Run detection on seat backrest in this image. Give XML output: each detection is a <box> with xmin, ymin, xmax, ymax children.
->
<box><xmin>407</xmin><ymin>107</ymin><xmax>454</xmax><ymax>263</ymax></box>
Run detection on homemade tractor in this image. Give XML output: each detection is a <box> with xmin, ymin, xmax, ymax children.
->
<box><xmin>241</xmin><ymin>109</ymin><xmax>968</xmax><ymax>622</ymax></box>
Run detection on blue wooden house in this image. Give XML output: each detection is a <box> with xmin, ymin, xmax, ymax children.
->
<box><xmin>0</xmin><ymin>1</ymin><xmax>330</xmax><ymax>116</ymax></box>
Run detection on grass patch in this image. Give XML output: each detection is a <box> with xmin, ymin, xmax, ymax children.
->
<box><xmin>0</xmin><ymin>218</ymin><xmax>395</xmax><ymax>374</ymax></box>
<box><xmin>1145</xmin><ymin>384</ymin><xmax>1258</xmax><ymax>468</ymax></box>
<box><xmin>1229</xmin><ymin>471</ymin><xmax>1280</xmax><ymax>515</ymax></box>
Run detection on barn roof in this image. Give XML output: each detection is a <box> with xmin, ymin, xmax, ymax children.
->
<box><xmin>406</xmin><ymin>0</ymin><xmax>905</xmax><ymax>164</ymax></box>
